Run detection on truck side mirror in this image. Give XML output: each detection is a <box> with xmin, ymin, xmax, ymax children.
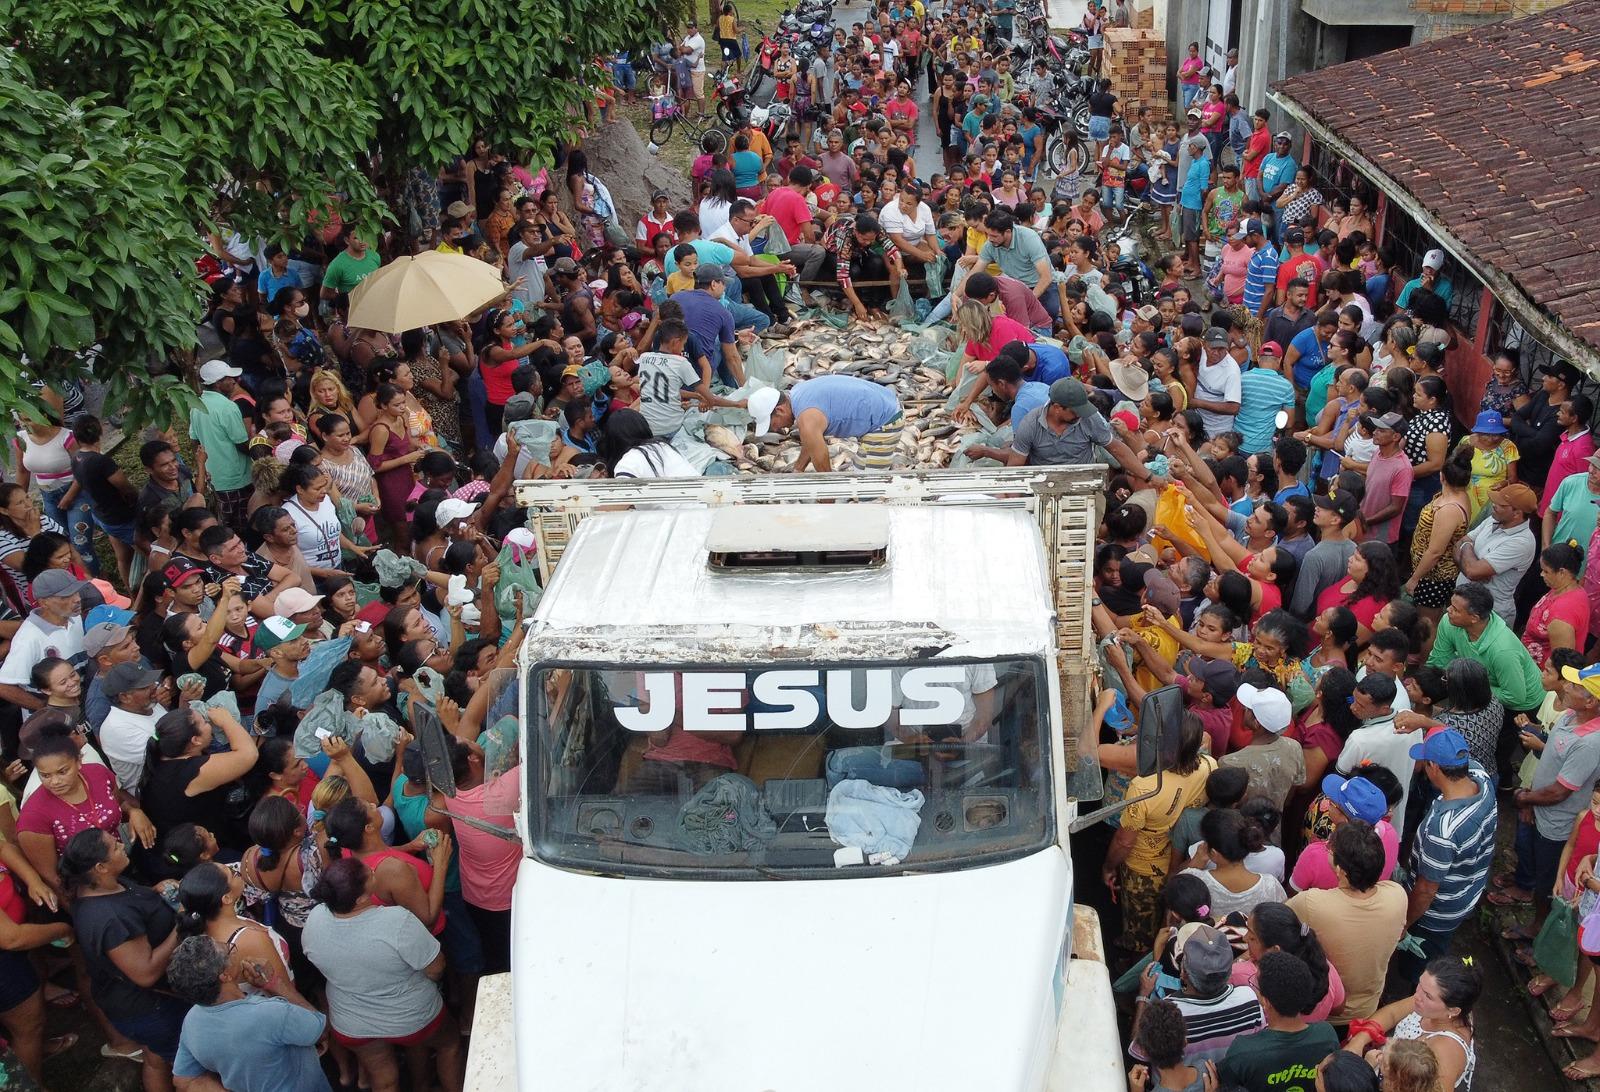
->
<box><xmin>1136</xmin><ymin>685</ymin><xmax>1184</xmax><ymax>778</ymax></box>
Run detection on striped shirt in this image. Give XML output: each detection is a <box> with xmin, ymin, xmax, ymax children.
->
<box><xmin>1410</xmin><ymin>763</ymin><xmax>1497</xmax><ymax>933</ymax></box>
<box><xmin>1243</xmin><ymin>245</ymin><xmax>1280</xmax><ymax>314</ymax></box>
<box><xmin>1149</xmin><ymin>985</ymin><xmax>1265</xmax><ymax>1067</ymax></box>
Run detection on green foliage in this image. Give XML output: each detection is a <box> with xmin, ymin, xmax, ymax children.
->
<box><xmin>298</xmin><ymin>0</ymin><xmax>674</xmax><ymax>173</ymax></box>
<box><xmin>0</xmin><ymin>49</ymin><xmax>200</xmax><ymax>428</ymax></box>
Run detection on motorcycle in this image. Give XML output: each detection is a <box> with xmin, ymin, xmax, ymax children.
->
<box><xmin>747</xmin><ymin>102</ymin><xmax>795</xmax><ymax>143</ymax></box>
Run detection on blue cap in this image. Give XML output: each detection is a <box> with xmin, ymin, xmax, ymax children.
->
<box><xmin>1471</xmin><ymin>410</ymin><xmax>1508</xmax><ymax>436</ymax></box>
<box><xmin>1409</xmin><ymin>728</ymin><xmax>1471</xmax><ymax>767</ymax></box>
<box><xmin>85</xmin><ymin>605</ymin><xmax>135</xmax><ymax>629</ymax></box>
<box><xmin>1321</xmin><ymin>773</ymin><xmax>1386</xmax><ymax>825</ymax></box>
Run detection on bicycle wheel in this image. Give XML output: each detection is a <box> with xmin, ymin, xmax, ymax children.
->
<box><xmin>649</xmin><ymin>116</ymin><xmax>675</xmax><ymax>146</ymax></box>
<box><xmin>701</xmin><ymin>127</ymin><xmax>729</xmax><ymax>155</ymax></box>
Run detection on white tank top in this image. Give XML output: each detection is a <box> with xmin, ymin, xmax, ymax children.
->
<box><xmin>17</xmin><ymin>427</ymin><xmax>74</xmax><ymax>482</ymax></box>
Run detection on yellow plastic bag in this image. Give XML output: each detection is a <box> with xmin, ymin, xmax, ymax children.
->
<box><xmin>1150</xmin><ymin>485</ymin><xmax>1210</xmax><ymax>562</ymax></box>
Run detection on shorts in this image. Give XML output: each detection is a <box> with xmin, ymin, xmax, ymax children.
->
<box><xmin>1181</xmin><ymin>207</ymin><xmax>1203</xmax><ymax>242</ymax></box>
<box><xmin>333</xmin><ymin>1006</ymin><xmax>446</xmax><ymax>1050</ymax></box>
<box><xmin>1118</xmin><ymin>866</ymin><xmax>1165</xmax><ymax>950</ymax></box>
<box><xmin>92</xmin><ymin>511</ymin><xmax>138</xmax><ymax>546</ymax></box>
<box><xmin>109</xmin><ymin>994</ymin><xmax>190</xmax><ymax>1063</ymax></box>
<box><xmin>691</xmin><ymin>70</ymin><xmax>706</xmax><ymax>98</ymax></box>
<box><xmin>1088</xmin><ymin>115</ymin><xmax>1111</xmax><ymax>142</ymax></box>
<box><xmin>857</xmin><ymin>416</ymin><xmax>905</xmax><ymax>471</ymax></box>
<box><xmin>0</xmin><ymin>949</ymin><xmax>39</xmax><ymax>1013</ymax></box>
<box><xmin>1410</xmin><ymin>577</ymin><xmax>1455</xmax><ymax>610</ymax></box>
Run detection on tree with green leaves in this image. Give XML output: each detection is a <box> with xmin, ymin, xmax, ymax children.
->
<box><xmin>0</xmin><ymin>0</ymin><xmax>684</xmax><ymax>429</ymax></box>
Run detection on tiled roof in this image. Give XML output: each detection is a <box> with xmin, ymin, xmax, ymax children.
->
<box><xmin>1271</xmin><ymin>0</ymin><xmax>1600</xmax><ymax>354</ymax></box>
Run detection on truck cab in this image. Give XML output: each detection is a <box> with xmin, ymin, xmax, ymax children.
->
<box><xmin>469</xmin><ymin>468</ymin><xmax>1124</xmax><ymax>1092</ymax></box>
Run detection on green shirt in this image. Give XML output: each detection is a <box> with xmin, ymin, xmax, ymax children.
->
<box><xmin>1426</xmin><ymin>611</ymin><xmax>1544</xmax><ymax>711</ymax></box>
<box><xmin>978</xmin><ymin>224</ymin><xmax>1050</xmax><ymax>290</ymax></box>
<box><xmin>188</xmin><ymin>390</ymin><xmax>252</xmax><ymax>492</ymax></box>
<box><xmin>1218</xmin><ymin>1023</ymin><xmax>1339</xmax><ymax>1092</ymax></box>
<box><xmin>1548</xmin><ymin>471</ymin><xmax>1600</xmax><ymax>568</ymax></box>
<box><xmin>1305</xmin><ymin>363</ymin><xmax>1336</xmax><ymax>425</ymax></box>
<box><xmin>392</xmin><ymin>775</ymin><xmax>461</xmax><ymax>893</ymax></box>
<box><xmin>323</xmin><ymin>248</ymin><xmax>381</xmax><ymax>295</ymax></box>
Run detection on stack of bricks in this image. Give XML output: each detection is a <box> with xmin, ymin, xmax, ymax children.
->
<box><xmin>1104</xmin><ymin>27</ymin><xmax>1169</xmax><ymax>125</ymax></box>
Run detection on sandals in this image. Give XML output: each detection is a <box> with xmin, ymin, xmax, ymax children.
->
<box><xmin>100</xmin><ymin>1043</ymin><xmax>144</xmax><ymax>1062</ymax></box>
<box><xmin>1486</xmin><ymin>887</ymin><xmax>1533</xmax><ymax>906</ymax></box>
<box><xmin>1553</xmin><ymin>997</ymin><xmax>1590</xmax><ymax>1024</ymax></box>
<box><xmin>1529</xmin><ymin>974</ymin><xmax>1558</xmax><ymax>998</ymax></box>
<box><xmin>1501</xmin><ymin>923</ymin><xmax>1537</xmax><ymax>942</ymax></box>
<box><xmin>43</xmin><ymin>984</ymin><xmax>80</xmax><ymax>1009</ymax></box>
<box><xmin>44</xmin><ymin>1034</ymin><xmax>77</xmax><ymax>1058</ymax></box>
<box><xmin>1554</xmin><ymin>1022</ymin><xmax>1599</xmax><ymax>1041</ymax></box>
<box><xmin>1563</xmin><ymin>1059</ymin><xmax>1600</xmax><ymax>1080</ymax></box>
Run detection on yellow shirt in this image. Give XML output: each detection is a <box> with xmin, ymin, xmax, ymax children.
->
<box><xmin>1131</xmin><ymin>615</ymin><xmax>1180</xmax><ymax>695</ymax></box>
<box><xmin>665</xmin><ymin>269</ymin><xmax>696</xmax><ymax>295</ymax></box>
<box><xmin>717</xmin><ymin>14</ymin><xmax>737</xmax><ymax>38</ymax></box>
<box><xmin>1120</xmin><ymin>756</ymin><xmax>1217</xmax><ymax>876</ymax></box>
<box><xmin>747</xmin><ymin>127</ymin><xmax>773</xmax><ymax>167</ymax></box>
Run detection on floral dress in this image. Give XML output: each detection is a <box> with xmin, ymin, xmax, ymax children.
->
<box><xmin>1481</xmin><ymin>377</ymin><xmax>1529</xmax><ymax>418</ymax></box>
<box><xmin>409</xmin><ymin>353</ymin><xmax>460</xmax><ymax>451</ymax></box>
<box><xmin>1458</xmin><ymin>437</ymin><xmax>1519</xmax><ymax>520</ymax></box>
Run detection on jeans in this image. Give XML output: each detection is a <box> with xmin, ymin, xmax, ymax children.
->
<box><xmin>1180</xmin><ymin>83</ymin><xmax>1201</xmax><ymax>111</ymax></box>
<box><xmin>922</xmin><ymin>263</ymin><xmax>973</xmax><ymax>326</ymax></box>
<box><xmin>1245</xmin><ymin>176</ymin><xmax>1262</xmax><ymax>203</ymax></box>
<box><xmin>467</xmin><ymin>368</ymin><xmax>491</xmax><ymax>450</ymax></box>
<box><xmin>722</xmin><ymin>297</ymin><xmax>770</xmax><ymax>334</ymax></box>
<box><xmin>40</xmin><ymin>483</ymin><xmax>98</xmax><ymax>576</ymax></box>
<box><xmin>612</xmin><ymin>62</ymin><xmax>636</xmax><ymax>91</ymax></box>
<box><xmin>1102</xmin><ymin>183</ymin><xmax>1126</xmax><ymax>213</ymax></box>
<box><xmin>1512</xmin><ymin>818</ymin><xmax>1565</xmax><ymax>895</ymax></box>
<box><xmin>1039</xmin><ymin>284</ymin><xmax>1062</xmax><ymax>321</ymax></box>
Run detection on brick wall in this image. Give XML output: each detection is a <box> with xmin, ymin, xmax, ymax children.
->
<box><xmin>1104</xmin><ymin>28</ymin><xmax>1169</xmax><ymax>123</ymax></box>
<box><xmin>1410</xmin><ymin>0</ymin><xmax>1572</xmax><ymax>12</ymax></box>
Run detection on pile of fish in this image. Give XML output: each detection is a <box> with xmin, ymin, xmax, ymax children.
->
<box><xmin>700</xmin><ymin>317</ymin><xmax>989</xmax><ymax>473</ymax></box>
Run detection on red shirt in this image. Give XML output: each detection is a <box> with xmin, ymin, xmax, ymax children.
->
<box><xmin>964</xmin><ymin>314</ymin><xmax>1037</xmax><ymax>363</ymax></box>
<box><xmin>762</xmin><ymin>186</ymin><xmax>816</xmax><ymax>245</ymax></box>
<box><xmin>17</xmin><ymin>763</ymin><xmax>121</xmax><ymax>853</ymax></box>
<box><xmin>1277</xmin><ymin>253</ymin><xmax>1326</xmax><ymax>308</ymax></box>
<box><xmin>884</xmin><ymin>97</ymin><xmax>919</xmax><ymax>125</ymax></box>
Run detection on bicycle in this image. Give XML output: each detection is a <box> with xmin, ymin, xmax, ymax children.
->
<box><xmin>647</xmin><ymin>89</ymin><xmax>729</xmax><ymax>154</ymax></box>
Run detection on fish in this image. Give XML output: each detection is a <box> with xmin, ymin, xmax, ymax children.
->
<box><xmin>704</xmin><ymin>425</ymin><xmax>750</xmax><ymax>463</ymax></box>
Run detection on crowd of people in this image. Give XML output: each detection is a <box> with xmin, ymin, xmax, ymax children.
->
<box><xmin>0</xmin><ymin>1</ymin><xmax>1589</xmax><ymax>1090</ymax></box>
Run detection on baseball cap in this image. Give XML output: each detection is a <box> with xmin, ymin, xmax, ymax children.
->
<box><xmin>434</xmin><ymin>498</ymin><xmax>477</xmax><ymax>525</ymax></box>
<box><xmin>31</xmin><ymin>569</ymin><xmax>87</xmax><ymax>601</ymax></box>
<box><xmin>560</xmin><ymin>363</ymin><xmax>582</xmax><ymax>379</ymax></box>
<box><xmin>1321</xmin><ymin>773</ymin><xmax>1386</xmax><ymax>825</ymax></box>
<box><xmin>551</xmin><ymin>256</ymin><xmax>580</xmax><ymax>276</ymax></box>
<box><xmin>1109</xmin><ymin>360</ymin><xmax>1149</xmax><ymax>402</ymax></box>
<box><xmin>161</xmin><ymin>557</ymin><xmax>205</xmax><ymax>588</ymax></box>
<box><xmin>1185</xmin><ymin>107</ymin><xmax>1202</xmax><ymax>120</ymax></box>
<box><xmin>1239</xmin><ymin>216</ymin><xmax>1265</xmax><ymax>238</ymax></box>
<box><xmin>1586</xmin><ymin>453</ymin><xmax>1600</xmax><ymax>472</ymax></box>
<box><xmin>1142</xmin><ymin>570</ymin><xmax>1181</xmax><ymax>616</ymax></box>
<box><xmin>1491</xmin><ymin>481</ymin><xmax>1538</xmax><ymax>515</ymax></box>
<box><xmin>651</xmin><ymin>189</ymin><xmax>670</xmax><ymax>201</ymax></box>
<box><xmin>1471</xmin><ymin>409</ymin><xmax>1508</xmax><ymax>435</ymax></box>
<box><xmin>1422</xmin><ymin>249</ymin><xmax>1445</xmax><ymax>271</ymax></box>
<box><xmin>86</xmin><ymin>605</ymin><xmax>135</xmax><ymax>629</ymax></box>
<box><xmin>1285</xmin><ymin>228</ymin><xmax>1305</xmax><ymax>246</ymax></box>
<box><xmin>1274</xmin><ymin>130</ymin><xmax>1292</xmax><ymax>142</ymax></box>
<box><xmin>199</xmin><ymin>360</ymin><xmax>243</xmax><ymax>385</ymax></box>
<box><xmin>1564</xmin><ymin>663</ymin><xmax>1600</xmax><ymax>699</ymax></box>
<box><xmin>693</xmin><ymin>265</ymin><xmax>723</xmax><ymax>288</ymax></box>
<box><xmin>1187</xmin><ymin>657</ymin><xmax>1240</xmax><ymax>702</ymax></box>
<box><xmin>274</xmin><ymin>587</ymin><xmax>324</xmax><ymax>616</ymax></box>
<box><xmin>1236</xmin><ymin>682</ymin><xmax>1292</xmax><ymax>733</ymax></box>
<box><xmin>1365</xmin><ymin>411</ymin><xmax>1405</xmax><ymax>433</ymax></box>
<box><xmin>1048</xmin><ymin>378</ymin><xmax>1093</xmax><ymax>413</ymax></box>
<box><xmin>1538</xmin><ymin>360</ymin><xmax>1583</xmax><ymax>388</ymax></box>
<box><xmin>101</xmin><ymin>663</ymin><xmax>163</xmax><ymax>699</ymax></box>
<box><xmin>255</xmin><ymin>615</ymin><xmax>309</xmax><ymax>652</ymax></box>
<box><xmin>503</xmin><ymin>392</ymin><xmax>538</xmax><ymax>423</ymax></box>
<box><xmin>748</xmin><ymin>387</ymin><xmax>781</xmax><ymax>435</ymax></box>
<box><xmin>1258</xmin><ymin>340</ymin><xmax>1284</xmax><ymax>357</ymax></box>
<box><xmin>970</xmin><ymin>94</ymin><xmax>990</xmax><ymax>108</ymax></box>
<box><xmin>1178</xmin><ymin>924</ymin><xmax>1234</xmax><ymax>981</ymax></box>
<box><xmin>445</xmin><ymin>200</ymin><xmax>474</xmax><ymax>219</ymax></box>
<box><xmin>1203</xmin><ymin>327</ymin><xmax>1230</xmax><ymax>348</ymax></box>
<box><xmin>1313</xmin><ymin>490</ymin><xmax>1359</xmax><ymax>523</ymax></box>
<box><xmin>1409</xmin><ymin>728</ymin><xmax>1472</xmax><ymax>766</ymax></box>
<box><xmin>1135</xmin><ymin>304</ymin><xmax>1160</xmax><ymax>324</ymax></box>
<box><xmin>83</xmin><ymin>622</ymin><xmax>132</xmax><ymax>659</ymax></box>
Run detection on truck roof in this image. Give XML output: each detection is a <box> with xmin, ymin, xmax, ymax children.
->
<box><xmin>528</xmin><ymin>503</ymin><xmax>1056</xmax><ymax>661</ymax></box>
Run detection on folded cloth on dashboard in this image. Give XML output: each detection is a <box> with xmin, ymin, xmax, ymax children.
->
<box><xmin>826</xmin><ymin>779</ymin><xmax>925</xmax><ymax>863</ymax></box>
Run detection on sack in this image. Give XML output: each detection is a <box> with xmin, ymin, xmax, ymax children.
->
<box><xmin>1533</xmin><ymin>897</ymin><xmax>1580</xmax><ymax>988</ymax></box>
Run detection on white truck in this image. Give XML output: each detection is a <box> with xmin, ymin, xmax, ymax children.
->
<box><xmin>464</xmin><ymin>467</ymin><xmax>1161</xmax><ymax>1092</ymax></box>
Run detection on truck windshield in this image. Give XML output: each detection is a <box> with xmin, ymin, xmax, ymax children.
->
<box><xmin>526</xmin><ymin>658</ymin><xmax>1052</xmax><ymax>876</ymax></box>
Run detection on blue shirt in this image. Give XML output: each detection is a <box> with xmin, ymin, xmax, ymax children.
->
<box><xmin>174</xmin><ymin>995</ymin><xmax>331</xmax><ymax>1092</ymax></box>
<box><xmin>1411</xmin><ymin>763</ymin><xmax>1498</xmax><ymax>932</ymax></box>
<box><xmin>791</xmin><ymin>375</ymin><xmax>901</xmax><ymax>437</ymax></box>
<box><xmin>257</xmin><ymin>268</ymin><xmax>300</xmax><ymax>306</ymax></box>
<box><xmin>1397</xmin><ymin>274</ymin><xmax>1454</xmax><ymax>308</ymax></box>
<box><xmin>1288</xmin><ymin>324</ymin><xmax>1326</xmax><ymax>390</ymax></box>
<box><xmin>1275</xmin><ymin>481</ymin><xmax>1310</xmax><ymax>505</ymax></box>
<box><xmin>1242</xmin><ymin>246</ymin><xmax>1280</xmax><ymax>314</ymax></box>
<box><xmin>1235</xmin><ymin>367</ymin><xmax>1296</xmax><ymax>454</ymax></box>
<box><xmin>663</xmin><ymin>238</ymin><xmax>737</xmax><ymax>274</ymax></box>
<box><xmin>1180</xmin><ymin>153</ymin><xmax>1210</xmax><ymax>211</ymax></box>
<box><xmin>1010</xmin><ymin>381</ymin><xmax>1051</xmax><ymax>428</ymax></box>
<box><xmin>1028</xmin><ymin>342</ymin><xmax>1073</xmax><ymax>385</ymax></box>
<box><xmin>1259</xmin><ymin>153</ymin><xmax>1297</xmax><ymax>197</ymax></box>
<box><xmin>732</xmin><ymin>150</ymin><xmax>763</xmax><ymax>189</ymax></box>
<box><xmin>670</xmin><ymin>288</ymin><xmax>737</xmax><ymax>367</ymax></box>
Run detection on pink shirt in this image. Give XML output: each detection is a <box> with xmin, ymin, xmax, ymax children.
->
<box><xmin>966</xmin><ymin>314</ymin><xmax>1038</xmax><ymax>363</ymax></box>
<box><xmin>1542</xmin><ymin>431</ymin><xmax>1599</xmax><ymax>516</ymax></box>
<box><xmin>17</xmin><ymin>764</ymin><xmax>121</xmax><ymax>853</ymax></box>
<box><xmin>1290</xmin><ymin>819</ymin><xmax>1400</xmax><ymax>892</ymax></box>
<box><xmin>1361</xmin><ymin>450</ymin><xmax>1414</xmax><ymax>544</ymax></box>
<box><xmin>1217</xmin><ymin>244</ymin><xmax>1251</xmax><ymax>303</ymax></box>
<box><xmin>448</xmin><ymin>766</ymin><xmax>523</xmax><ymax>912</ymax></box>
<box><xmin>1525</xmin><ymin>586</ymin><xmax>1591</xmax><ymax>669</ymax></box>
<box><xmin>1231</xmin><ymin>957</ymin><xmax>1346</xmax><ymax>1024</ymax></box>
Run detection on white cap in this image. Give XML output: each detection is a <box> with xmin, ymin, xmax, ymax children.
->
<box><xmin>1422</xmin><ymin>248</ymin><xmax>1445</xmax><ymax>271</ymax></box>
<box><xmin>1236</xmin><ymin>683</ymin><xmax>1292</xmax><ymax>733</ymax></box>
<box><xmin>274</xmin><ymin>587</ymin><xmax>324</xmax><ymax>615</ymax></box>
<box><xmin>434</xmin><ymin>498</ymin><xmax>477</xmax><ymax>525</ymax></box>
<box><xmin>748</xmin><ymin>387</ymin><xmax>781</xmax><ymax>435</ymax></box>
<box><xmin>199</xmin><ymin>360</ymin><xmax>243</xmax><ymax>385</ymax></box>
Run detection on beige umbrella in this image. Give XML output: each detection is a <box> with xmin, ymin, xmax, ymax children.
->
<box><xmin>347</xmin><ymin>251</ymin><xmax>507</xmax><ymax>333</ymax></box>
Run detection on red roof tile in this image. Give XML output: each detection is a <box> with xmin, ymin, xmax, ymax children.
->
<box><xmin>1272</xmin><ymin>0</ymin><xmax>1600</xmax><ymax>353</ymax></box>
